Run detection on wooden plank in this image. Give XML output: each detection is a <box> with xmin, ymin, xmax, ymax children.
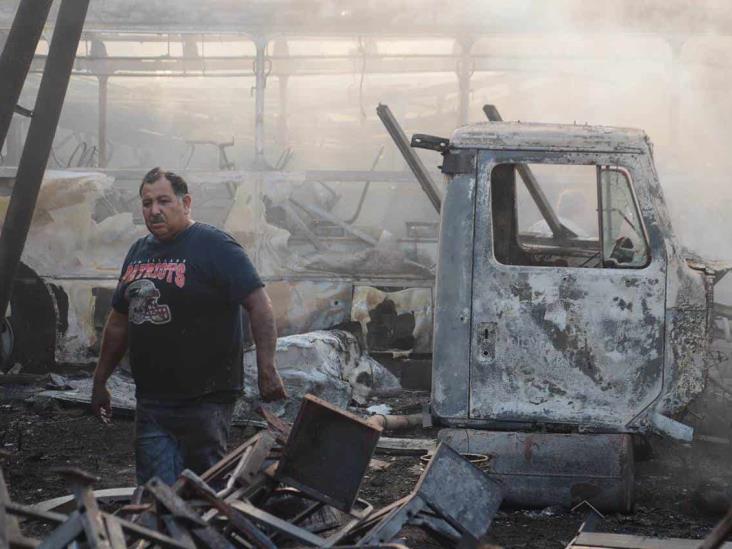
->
<box><xmin>160</xmin><ymin>515</ymin><xmax>196</xmax><ymax>549</ymax></box>
<box><xmin>37</xmin><ymin>512</ymin><xmax>85</xmax><ymax>549</ymax></box>
<box><xmin>699</xmin><ymin>507</ymin><xmax>732</xmax><ymax>549</ymax></box>
<box><xmin>111</xmin><ymin>514</ymin><xmax>193</xmax><ymax>549</ymax></box>
<box><xmin>103</xmin><ymin>515</ymin><xmax>128</xmax><ymax>549</ymax></box>
<box><xmin>571</xmin><ymin>532</ymin><xmax>732</xmax><ymax>549</ymax></box>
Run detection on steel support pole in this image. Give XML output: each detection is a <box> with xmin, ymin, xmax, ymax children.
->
<box><xmin>455</xmin><ymin>38</ymin><xmax>474</xmax><ymax>127</ymax></box>
<box><xmin>98</xmin><ymin>75</ymin><xmax>108</xmax><ymax>167</ymax></box>
<box><xmin>0</xmin><ymin>0</ymin><xmax>90</xmax><ymax>319</ymax></box>
<box><xmin>253</xmin><ymin>38</ymin><xmax>269</xmax><ymax>169</ymax></box>
<box><xmin>0</xmin><ymin>0</ymin><xmax>53</xmax><ymax>150</ymax></box>
<box><xmin>274</xmin><ymin>39</ymin><xmax>289</xmax><ymax>148</ymax></box>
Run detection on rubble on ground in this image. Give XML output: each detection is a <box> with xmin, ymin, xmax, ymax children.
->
<box><xmin>0</xmin><ymin>394</ymin><xmax>503</xmax><ymax>548</ymax></box>
<box><xmin>35</xmin><ymin>329</ymin><xmax>400</xmax><ymax>422</ymax></box>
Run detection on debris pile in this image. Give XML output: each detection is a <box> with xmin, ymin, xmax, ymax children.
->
<box><xmin>0</xmin><ymin>394</ymin><xmax>503</xmax><ymax>548</ymax></box>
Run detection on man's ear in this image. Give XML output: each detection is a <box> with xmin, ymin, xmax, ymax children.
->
<box><xmin>182</xmin><ymin>194</ymin><xmax>192</xmax><ymax>213</ymax></box>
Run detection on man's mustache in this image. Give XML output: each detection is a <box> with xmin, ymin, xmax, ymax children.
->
<box><xmin>149</xmin><ymin>215</ymin><xmax>165</xmax><ymax>223</ymax></box>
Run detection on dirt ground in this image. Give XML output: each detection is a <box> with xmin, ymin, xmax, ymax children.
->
<box><xmin>0</xmin><ymin>387</ymin><xmax>730</xmax><ymax>548</ymax></box>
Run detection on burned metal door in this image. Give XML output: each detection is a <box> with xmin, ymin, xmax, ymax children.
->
<box><xmin>469</xmin><ymin>154</ymin><xmax>666</xmax><ymax>429</ymax></box>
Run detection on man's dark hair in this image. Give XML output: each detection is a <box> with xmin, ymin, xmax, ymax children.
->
<box><xmin>139</xmin><ymin>167</ymin><xmax>189</xmax><ymax>198</ymax></box>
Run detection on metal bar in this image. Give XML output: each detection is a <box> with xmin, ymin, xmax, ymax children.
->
<box><xmin>481</xmin><ymin>104</ymin><xmax>574</xmax><ymax>239</ymax></box>
<box><xmin>376</xmin><ymin>104</ymin><xmax>441</xmax><ymax>212</ymax></box>
<box><xmin>252</xmin><ymin>38</ymin><xmax>269</xmax><ymax>169</ymax></box>
<box><xmin>24</xmin><ymin>52</ymin><xmax>666</xmax><ymax>78</ymax></box>
<box><xmin>0</xmin><ymin>0</ymin><xmax>53</xmax><ymax>149</ymax></box>
<box><xmin>0</xmin><ymin>0</ymin><xmax>90</xmax><ymax>320</ymax></box>
<box><xmin>455</xmin><ymin>38</ymin><xmax>474</xmax><ymax>127</ymax></box>
<box><xmin>98</xmin><ymin>76</ymin><xmax>108</xmax><ymax>167</ymax></box>
<box><xmin>289</xmin><ymin>198</ymin><xmax>378</xmax><ymax>247</ymax></box>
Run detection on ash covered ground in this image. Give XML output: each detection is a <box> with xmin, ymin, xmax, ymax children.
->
<box><xmin>0</xmin><ymin>386</ymin><xmax>729</xmax><ymax>548</ymax></box>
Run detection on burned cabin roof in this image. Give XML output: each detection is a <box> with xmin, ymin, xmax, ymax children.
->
<box><xmin>450</xmin><ymin>121</ymin><xmax>650</xmax><ymax>154</ymax></box>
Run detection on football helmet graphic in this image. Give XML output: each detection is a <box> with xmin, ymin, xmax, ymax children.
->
<box><xmin>125</xmin><ymin>279</ymin><xmax>171</xmax><ymax>325</ymax></box>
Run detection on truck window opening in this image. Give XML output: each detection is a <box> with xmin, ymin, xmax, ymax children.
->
<box><xmin>490</xmin><ymin>162</ymin><xmax>650</xmax><ymax>269</ymax></box>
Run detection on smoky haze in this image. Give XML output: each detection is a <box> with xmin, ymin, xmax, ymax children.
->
<box><xmin>1</xmin><ymin>0</ymin><xmax>731</xmax><ymax>298</ymax></box>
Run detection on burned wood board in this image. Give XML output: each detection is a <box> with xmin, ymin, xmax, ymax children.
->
<box><xmin>569</xmin><ymin>532</ymin><xmax>732</xmax><ymax>549</ymax></box>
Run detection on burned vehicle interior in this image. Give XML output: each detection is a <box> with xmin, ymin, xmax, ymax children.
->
<box><xmin>491</xmin><ymin>163</ymin><xmax>650</xmax><ymax>270</ymax></box>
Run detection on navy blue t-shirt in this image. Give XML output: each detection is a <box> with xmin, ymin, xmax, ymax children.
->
<box><xmin>111</xmin><ymin>222</ymin><xmax>263</xmax><ymax>399</ymax></box>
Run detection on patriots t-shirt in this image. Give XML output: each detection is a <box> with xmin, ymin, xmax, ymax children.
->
<box><xmin>111</xmin><ymin>222</ymin><xmax>263</xmax><ymax>399</ymax></box>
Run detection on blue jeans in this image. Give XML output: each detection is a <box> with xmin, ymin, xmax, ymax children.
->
<box><xmin>135</xmin><ymin>397</ymin><xmax>234</xmax><ymax>485</ymax></box>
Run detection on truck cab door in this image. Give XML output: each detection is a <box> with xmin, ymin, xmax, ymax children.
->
<box><xmin>469</xmin><ymin>154</ymin><xmax>666</xmax><ymax>429</ymax></box>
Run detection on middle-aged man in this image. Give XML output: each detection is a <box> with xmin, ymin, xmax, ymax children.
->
<box><xmin>91</xmin><ymin>167</ymin><xmax>287</xmax><ymax>485</ymax></box>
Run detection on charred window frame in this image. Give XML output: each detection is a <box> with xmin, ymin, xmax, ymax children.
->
<box><xmin>489</xmin><ymin>162</ymin><xmax>650</xmax><ymax>270</ymax></box>
<box><xmin>597</xmin><ymin>165</ymin><xmax>651</xmax><ymax>269</ymax></box>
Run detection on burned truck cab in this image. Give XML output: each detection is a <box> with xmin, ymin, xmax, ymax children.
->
<box><xmin>427</xmin><ymin>122</ymin><xmax>712</xmax><ymax>439</ymax></box>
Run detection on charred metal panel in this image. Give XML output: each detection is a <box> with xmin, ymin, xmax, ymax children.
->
<box><xmin>636</xmin><ymin>153</ymin><xmax>711</xmax><ymax>417</ymax></box>
<box><xmin>468</xmin><ymin>150</ymin><xmax>667</xmax><ymax>429</ymax></box>
<box><xmin>450</xmin><ymin>122</ymin><xmax>648</xmax><ymax>154</ymax></box>
<box><xmin>266</xmin><ymin>280</ymin><xmax>352</xmax><ymax>337</ymax></box>
<box><xmin>439</xmin><ymin>429</ymin><xmax>634</xmax><ymax>513</ymax></box>
<box><xmin>432</xmin><ymin>172</ymin><xmax>476</xmax><ymax>419</ymax></box>
<box><xmin>351</xmin><ymin>286</ymin><xmax>432</xmax><ymax>353</ymax></box>
<box><xmin>661</xmin><ymin>274</ymin><xmax>710</xmax><ymax>414</ymax></box>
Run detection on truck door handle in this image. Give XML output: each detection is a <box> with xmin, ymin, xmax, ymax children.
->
<box><xmin>477</xmin><ymin>322</ymin><xmax>497</xmax><ymax>361</ymax></box>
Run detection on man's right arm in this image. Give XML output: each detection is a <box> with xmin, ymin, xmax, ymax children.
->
<box><xmin>91</xmin><ymin>309</ymin><xmax>129</xmax><ymax>420</ymax></box>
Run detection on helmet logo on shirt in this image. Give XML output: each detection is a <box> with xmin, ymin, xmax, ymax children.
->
<box><xmin>125</xmin><ymin>279</ymin><xmax>171</xmax><ymax>325</ymax></box>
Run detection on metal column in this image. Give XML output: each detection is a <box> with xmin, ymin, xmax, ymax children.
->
<box><xmin>455</xmin><ymin>38</ymin><xmax>474</xmax><ymax>127</ymax></box>
<box><xmin>274</xmin><ymin>39</ymin><xmax>290</xmax><ymax>148</ymax></box>
<box><xmin>97</xmin><ymin>76</ymin><xmax>108</xmax><ymax>167</ymax></box>
<box><xmin>0</xmin><ymin>0</ymin><xmax>90</xmax><ymax>319</ymax></box>
<box><xmin>0</xmin><ymin>0</ymin><xmax>53</xmax><ymax>149</ymax></box>
<box><xmin>253</xmin><ymin>37</ymin><xmax>270</xmax><ymax>169</ymax></box>
<box><xmin>91</xmin><ymin>38</ymin><xmax>109</xmax><ymax>168</ymax></box>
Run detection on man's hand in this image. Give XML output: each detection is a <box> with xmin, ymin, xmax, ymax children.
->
<box><xmin>91</xmin><ymin>382</ymin><xmax>112</xmax><ymax>424</ymax></box>
<box><xmin>244</xmin><ymin>288</ymin><xmax>287</xmax><ymax>402</ymax></box>
<box><xmin>91</xmin><ymin>309</ymin><xmax>128</xmax><ymax>425</ymax></box>
<box><xmin>258</xmin><ymin>368</ymin><xmax>288</xmax><ymax>402</ymax></box>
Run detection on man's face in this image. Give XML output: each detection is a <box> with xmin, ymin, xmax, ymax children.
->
<box><xmin>140</xmin><ymin>176</ymin><xmax>191</xmax><ymax>241</ymax></box>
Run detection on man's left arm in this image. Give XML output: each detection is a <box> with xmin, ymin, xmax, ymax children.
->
<box><xmin>243</xmin><ymin>287</ymin><xmax>287</xmax><ymax>401</ymax></box>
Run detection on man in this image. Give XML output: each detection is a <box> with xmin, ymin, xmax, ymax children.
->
<box><xmin>91</xmin><ymin>167</ymin><xmax>286</xmax><ymax>485</ymax></box>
